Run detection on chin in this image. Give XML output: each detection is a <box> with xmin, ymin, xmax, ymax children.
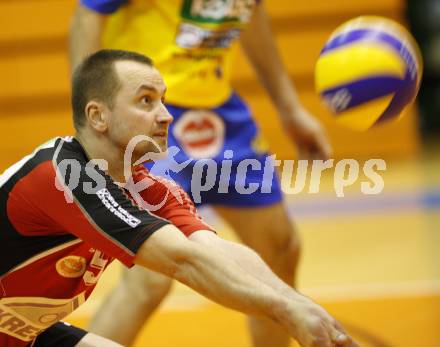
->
<box><xmin>154</xmin><ymin>138</ymin><xmax>168</xmax><ymax>152</ymax></box>
<box><xmin>140</xmin><ymin>143</ymin><xmax>168</xmax><ymax>158</ymax></box>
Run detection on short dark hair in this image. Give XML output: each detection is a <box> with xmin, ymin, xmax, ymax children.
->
<box><xmin>71</xmin><ymin>49</ymin><xmax>153</xmax><ymax>130</ymax></box>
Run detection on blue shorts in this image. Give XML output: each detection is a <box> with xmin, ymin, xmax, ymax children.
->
<box><xmin>146</xmin><ymin>92</ymin><xmax>282</xmax><ymax>207</ymax></box>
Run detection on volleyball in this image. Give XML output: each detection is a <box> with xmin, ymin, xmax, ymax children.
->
<box><xmin>315</xmin><ymin>16</ymin><xmax>423</xmax><ymax>131</ymax></box>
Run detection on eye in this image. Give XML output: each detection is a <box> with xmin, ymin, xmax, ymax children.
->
<box><xmin>141</xmin><ymin>95</ymin><xmax>152</xmax><ymax>104</ymax></box>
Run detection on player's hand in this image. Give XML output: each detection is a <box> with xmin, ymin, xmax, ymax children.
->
<box><xmin>283</xmin><ymin>107</ymin><xmax>332</xmax><ymax>160</ymax></box>
<box><xmin>281</xmin><ymin>296</ymin><xmax>360</xmax><ymax>347</ymax></box>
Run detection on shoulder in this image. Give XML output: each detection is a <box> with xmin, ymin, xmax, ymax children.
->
<box><xmin>1</xmin><ymin>137</ymin><xmax>77</xmax><ymax>193</ymax></box>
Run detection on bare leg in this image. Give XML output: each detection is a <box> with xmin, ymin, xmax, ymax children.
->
<box><xmin>214</xmin><ymin>202</ymin><xmax>300</xmax><ymax>347</ymax></box>
<box><xmin>88</xmin><ymin>265</ymin><xmax>172</xmax><ymax>346</ymax></box>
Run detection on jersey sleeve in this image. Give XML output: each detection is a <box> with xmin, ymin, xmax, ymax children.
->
<box><xmin>131</xmin><ymin>166</ymin><xmax>215</xmax><ymax>237</ymax></box>
<box><xmin>7</xmin><ymin>143</ymin><xmax>170</xmax><ymax>267</ymax></box>
<box><xmin>80</xmin><ymin>0</ymin><xmax>128</xmax><ymax>14</ymax></box>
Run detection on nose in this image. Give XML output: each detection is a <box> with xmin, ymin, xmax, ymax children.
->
<box><xmin>157</xmin><ymin>103</ymin><xmax>173</xmax><ymax>125</ymax></box>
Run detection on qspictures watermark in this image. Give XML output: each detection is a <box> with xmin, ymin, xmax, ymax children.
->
<box><xmin>54</xmin><ymin>136</ymin><xmax>386</xmax><ymax>211</ymax></box>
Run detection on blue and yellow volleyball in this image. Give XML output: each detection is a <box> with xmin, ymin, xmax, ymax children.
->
<box><xmin>315</xmin><ymin>16</ymin><xmax>423</xmax><ymax>131</ymax></box>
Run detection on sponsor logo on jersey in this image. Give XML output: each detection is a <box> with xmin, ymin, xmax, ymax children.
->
<box><xmin>55</xmin><ymin>256</ymin><xmax>87</xmax><ymax>278</ymax></box>
<box><xmin>96</xmin><ymin>188</ymin><xmax>141</xmax><ymax>227</ymax></box>
<box><xmin>0</xmin><ymin>308</ymin><xmax>42</xmax><ymax>341</ymax></box>
<box><xmin>177</xmin><ymin>0</ymin><xmax>255</xmax><ymax>49</ymax></box>
<box><xmin>82</xmin><ymin>249</ymin><xmax>109</xmax><ymax>286</ymax></box>
<box><xmin>0</xmin><ymin>293</ymin><xmax>85</xmax><ymax>341</ymax></box>
<box><xmin>173</xmin><ymin>110</ymin><xmax>225</xmax><ymax>159</ymax></box>
<box><xmin>181</xmin><ymin>0</ymin><xmax>255</xmax><ymax>23</ymax></box>
<box><xmin>176</xmin><ymin>22</ymin><xmax>241</xmax><ymax>49</ymax></box>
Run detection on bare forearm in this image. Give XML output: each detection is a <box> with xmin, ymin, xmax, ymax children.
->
<box><xmin>175</xmin><ymin>242</ymin><xmax>288</xmax><ymax>320</ymax></box>
<box><xmin>214</xmin><ymin>239</ymin><xmax>293</xmax><ymax>296</ymax></box>
<box><xmin>135</xmin><ymin>226</ymin><xmax>286</xmax><ymax>321</ymax></box>
<box><xmin>69</xmin><ymin>5</ymin><xmax>105</xmax><ymax>70</ymax></box>
<box><xmin>190</xmin><ymin>232</ymin><xmax>294</xmax><ymax>297</ymax></box>
<box><xmin>240</xmin><ymin>5</ymin><xmax>302</xmax><ymax>119</ymax></box>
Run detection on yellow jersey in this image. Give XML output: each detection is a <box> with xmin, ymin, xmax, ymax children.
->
<box><xmin>84</xmin><ymin>0</ymin><xmax>258</xmax><ymax>107</ymax></box>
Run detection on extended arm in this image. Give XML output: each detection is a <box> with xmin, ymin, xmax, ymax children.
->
<box><xmin>189</xmin><ymin>230</ymin><xmax>293</xmax><ymax>295</ymax></box>
<box><xmin>239</xmin><ymin>4</ymin><xmax>332</xmax><ymax>159</ymax></box>
<box><xmin>69</xmin><ymin>3</ymin><xmax>106</xmax><ymax>69</ymax></box>
<box><xmin>135</xmin><ymin>226</ymin><xmax>357</xmax><ymax>347</ymax></box>
<box><xmin>135</xmin><ymin>225</ymin><xmax>283</xmax><ymax>318</ymax></box>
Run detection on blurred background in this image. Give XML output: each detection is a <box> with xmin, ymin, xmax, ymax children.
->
<box><xmin>1</xmin><ymin>0</ymin><xmax>439</xmax><ymax>346</ymax></box>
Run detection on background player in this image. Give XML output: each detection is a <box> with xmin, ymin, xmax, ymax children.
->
<box><xmin>0</xmin><ymin>49</ymin><xmax>356</xmax><ymax>347</ymax></box>
<box><xmin>70</xmin><ymin>2</ymin><xmax>332</xmax><ymax>346</ymax></box>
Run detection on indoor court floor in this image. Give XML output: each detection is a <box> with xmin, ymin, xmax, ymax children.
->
<box><xmin>67</xmin><ymin>142</ymin><xmax>440</xmax><ymax>347</ymax></box>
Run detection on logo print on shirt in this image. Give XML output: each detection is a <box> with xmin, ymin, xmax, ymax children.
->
<box><xmin>96</xmin><ymin>188</ymin><xmax>141</xmax><ymax>228</ymax></box>
<box><xmin>55</xmin><ymin>256</ymin><xmax>87</xmax><ymax>278</ymax></box>
<box><xmin>173</xmin><ymin>110</ymin><xmax>225</xmax><ymax>159</ymax></box>
<box><xmin>176</xmin><ymin>0</ymin><xmax>255</xmax><ymax>49</ymax></box>
<box><xmin>83</xmin><ymin>249</ymin><xmax>109</xmax><ymax>286</ymax></box>
<box><xmin>0</xmin><ymin>293</ymin><xmax>86</xmax><ymax>341</ymax></box>
<box><xmin>182</xmin><ymin>0</ymin><xmax>255</xmax><ymax>23</ymax></box>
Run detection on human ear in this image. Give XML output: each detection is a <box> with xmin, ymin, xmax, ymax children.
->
<box><xmin>85</xmin><ymin>101</ymin><xmax>108</xmax><ymax>133</ymax></box>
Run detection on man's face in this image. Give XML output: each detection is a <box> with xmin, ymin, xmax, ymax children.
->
<box><xmin>106</xmin><ymin>60</ymin><xmax>173</xmax><ymax>160</ymax></box>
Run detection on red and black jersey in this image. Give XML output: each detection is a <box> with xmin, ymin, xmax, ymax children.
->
<box><xmin>0</xmin><ymin>137</ymin><xmax>213</xmax><ymax>347</ymax></box>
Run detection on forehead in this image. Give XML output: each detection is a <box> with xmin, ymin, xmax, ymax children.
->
<box><xmin>114</xmin><ymin>60</ymin><xmax>165</xmax><ymax>93</ymax></box>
